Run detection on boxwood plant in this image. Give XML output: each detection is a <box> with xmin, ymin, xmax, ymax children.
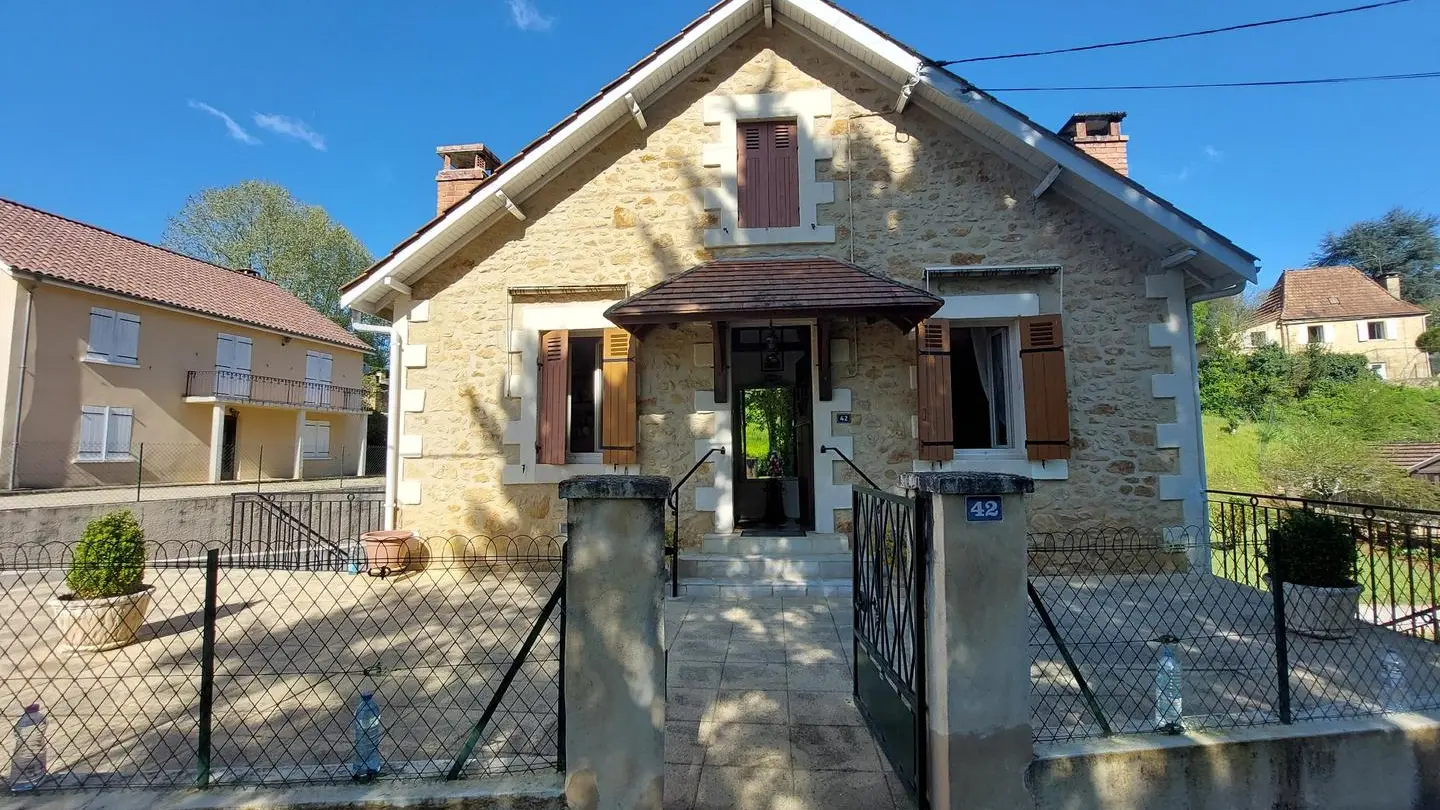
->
<box><xmin>65</xmin><ymin>510</ymin><xmax>147</xmax><ymax>599</ymax></box>
<box><xmin>1266</xmin><ymin>510</ymin><xmax>1358</xmax><ymax>589</ymax></box>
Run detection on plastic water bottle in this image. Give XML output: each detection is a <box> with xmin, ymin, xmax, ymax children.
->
<box><xmin>1381</xmin><ymin>649</ymin><xmax>1408</xmax><ymax>712</ymax></box>
<box><xmin>9</xmin><ymin>703</ymin><xmax>46</xmax><ymax>792</ymax></box>
<box><xmin>1154</xmin><ymin>635</ymin><xmax>1184</xmax><ymax>733</ymax></box>
<box><xmin>353</xmin><ymin>692</ymin><xmax>381</xmax><ymax>781</ymax></box>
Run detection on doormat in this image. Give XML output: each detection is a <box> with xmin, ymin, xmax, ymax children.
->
<box><xmin>740</xmin><ymin>529</ymin><xmax>807</xmax><ymax>537</ymax></box>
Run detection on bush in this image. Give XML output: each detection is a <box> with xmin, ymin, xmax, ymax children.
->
<box><xmin>66</xmin><ymin>510</ymin><xmax>147</xmax><ymax>599</ymax></box>
<box><xmin>1266</xmin><ymin>510</ymin><xmax>1357</xmax><ymax>588</ymax></box>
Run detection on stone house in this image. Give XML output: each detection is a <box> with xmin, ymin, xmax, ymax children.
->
<box><xmin>1246</xmin><ymin>265</ymin><xmax>1432</xmax><ymax>382</ymax></box>
<box><xmin>340</xmin><ymin>0</ymin><xmax>1258</xmax><ymax>575</ymax></box>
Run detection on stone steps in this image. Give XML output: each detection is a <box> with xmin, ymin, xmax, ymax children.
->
<box><xmin>676</xmin><ymin>552</ymin><xmax>851</xmax><ymax>582</ymax></box>
<box><xmin>673</xmin><ymin>578</ymin><xmax>852</xmax><ymax>599</ymax></box>
<box><xmin>699</xmin><ymin>532</ymin><xmax>849</xmax><ymax>554</ymax></box>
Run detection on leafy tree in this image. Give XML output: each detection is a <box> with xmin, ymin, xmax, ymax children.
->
<box><xmin>1289</xmin><ymin>344</ymin><xmax>1370</xmax><ymax>398</ymax></box>
<box><xmin>1417</xmin><ymin>326</ymin><xmax>1440</xmax><ymax>355</ymax></box>
<box><xmin>1193</xmin><ymin>298</ymin><xmax>1254</xmax><ymax>357</ymax></box>
<box><xmin>1312</xmin><ymin>208</ymin><xmax>1440</xmax><ymax>305</ymax></box>
<box><xmin>163</xmin><ymin>181</ymin><xmax>380</xmax><ymax>363</ymax></box>
<box><xmin>1261</xmin><ymin>420</ymin><xmax>1438</xmax><ymax>508</ymax></box>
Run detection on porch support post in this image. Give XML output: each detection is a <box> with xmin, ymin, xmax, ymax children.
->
<box><xmin>899</xmin><ymin>471</ymin><xmax>1034</xmax><ymax>810</ymax></box>
<box><xmin>356</xmin><ymin>415</ymin><xmax>369</xmax><ymax>477</ymax></box>
<box><xmin>560</xmin><ymin>475</ymin><xmax>669</xmax><ymax>810</ymax></box>
<box><xmin>292</xmin><ymin>409</ymin><xmax>306</xmax><ymax>480</ymax></box>
<box><xmin>207</xmin><ymin>404</ymin><xmax>225</xmax><ymax>484</ymax></box>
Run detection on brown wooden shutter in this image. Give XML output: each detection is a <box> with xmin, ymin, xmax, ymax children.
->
<box><xmin>737</xmin><ymin>121</ymin><xmax>800</xmax><ymax>228</ymax></box>
<box><xmin>916</xmin><ymin>320</ymin><xmax>954</xmax><ymax>462</ymax></box>
<box><xmin>1019</xmin><ymin>315</ymin><xmax>1071</xmax><ymax>461</ymax></box>
<box><xmin>537</xmin><ymin>330</ymin><xmax>569</xmax><ymax>465</ymax></box>
<box><xmin>601</xmin><ymin>328</ymin><xmax>638</xmax><ymax>465</ymax></box>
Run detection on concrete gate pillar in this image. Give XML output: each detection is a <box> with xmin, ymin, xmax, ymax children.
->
<box><xmin>899</xmin><ymin>471</ymin><xmax>1035</xmax><ymax>810</ymax></box>
<box><xmin>560</xmin><ymin>475</ymin><xmax>669</xmax><ymax>810</ymax></box>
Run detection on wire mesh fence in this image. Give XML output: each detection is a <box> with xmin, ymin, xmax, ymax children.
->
<box><xmin>0</xmin><ymin>536</ymin><xmax>564</xmax><ymax>791</ymax></box>
<box><xmin>1029</xmin><ymin>518</ymin><xmax>1440</xmax><ymax>744</ymax></box>
<box><xmin>2</xmin><ymin>442</ymin><xmax>385</xmax><ymax>509</ymax></box>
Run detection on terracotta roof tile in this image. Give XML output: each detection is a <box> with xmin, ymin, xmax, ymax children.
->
<box><xmin>0</xmin><ymin>198</ymin><xmax>369</xmax><ymax>351</ymax></box>
<box><xmin>605</xmin><ymin>256</ymin><xmax>942</xmax><ymax>326</ymax></box>
<box><xmin>1253</xmin><ymin>265</ymin><xmax>1428</xmax><ymax>324</ymax></box>
<box><xmin>1378</xmin><ymin>443</ymin><xmax>1440</xmax><ymax>471</ymax></box>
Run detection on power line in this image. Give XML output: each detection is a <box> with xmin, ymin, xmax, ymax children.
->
<box><xmin>972</xmin><ymin>70</ymin><xmax>1440</xmax><ymax>92</ymax></box>
<box><xmin>933</xmin><ymin>0</ymin><xmax>1421</xmax><ymax>66</ymax></box>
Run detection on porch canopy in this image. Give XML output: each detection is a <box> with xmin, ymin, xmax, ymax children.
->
<box><xmin>603</xmin><ymin>256</ymin><xmax>943</xmax><ymax>333</ymax></box>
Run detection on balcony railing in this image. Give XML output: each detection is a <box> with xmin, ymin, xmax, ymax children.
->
<box><xmin>185</xmin><ymin>370</ymin><xmax>368</xmax><ymax>412</ymax></box>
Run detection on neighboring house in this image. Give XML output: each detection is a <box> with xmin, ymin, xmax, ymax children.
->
<box><xmin>340</xmin><ymin>0</ymin><xmax>1258</xmax><ymax>551</ymax></box>
<box><xmin>1246</xmin><ymin>265</ymin><xmax>1431</xmax><ymax>381</ymax></box>
<box><xmin>1379</xmin><ymin>444</ymin><xmax>1440</xmax><ymax>484</ymax></box>
<box><xmin>0</xmin><ymin>198</ymin><xmax>371</xmax><ymax>490</ymax></box>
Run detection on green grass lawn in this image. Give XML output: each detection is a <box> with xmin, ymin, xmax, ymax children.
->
<box><xmin>1202</xmin><ymin>414</ymin><xmax>1268</xmax><ymax>493</ymax></box>
<box><xmin>1212</xmin><ymin>537</ymin><xmax>1439</xmax><ymax>609</ymax></box>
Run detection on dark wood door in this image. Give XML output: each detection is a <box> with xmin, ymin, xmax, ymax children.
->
<box><xmin>220</xmin><ymin>412</ymin><xmax>238</xmax><ymax>481</ymax></box>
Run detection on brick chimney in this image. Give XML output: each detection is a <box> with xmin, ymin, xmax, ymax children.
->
<box><xmin>1059</xmin><ymin>112</ymin><xmax>1129</xmax><ymax>176</ymax></box>
<box><xmin>1381</xmin><ymin>272</ymin><xmax>1403</xmax><ymax>299</ymax></box>
<box><xmin>436</xmin><ymin>143</ymin><xmax>503</xmax><ymax>215</ymax></box>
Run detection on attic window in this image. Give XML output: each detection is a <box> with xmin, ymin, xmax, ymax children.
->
<box><xmin>1327</xmin><ymin>296</ymin><xmax>1341</xmax><ymax>305</ymax></box>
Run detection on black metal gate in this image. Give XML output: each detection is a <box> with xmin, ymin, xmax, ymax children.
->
<box><xmin>852</xmin><ymin>486</ymin><xmax>930</xmax><ymax>808</ymax></box>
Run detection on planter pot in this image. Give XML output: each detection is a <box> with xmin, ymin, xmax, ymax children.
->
<box><xmin>1267</xmin><ymin>576</ymin><xmax>1362</xmax><ymax>639</ymax></box>
<box><xmin>361</xmin><ymin>530</ymin><xmax>413</xmax><ymax>576</ymax></box>
<box><xmin>48</xmin><ymin>586</ymin><xmax>154</xmax><ymax>652</ymax></box>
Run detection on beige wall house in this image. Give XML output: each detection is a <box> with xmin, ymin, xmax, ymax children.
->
<box><xmin>0</xmin><ymin>198</ymin><xmax>372</xmax><ymax>490</ymax></box>
<box><xmin>341</xmin><ymin>0</ymin><xmax>1258</xmax><ymax>573</ymax></box>
<box><xmin>1246</xmin><ymin>265</ymin><xmax>1432</xmax><ymax>381</ymax></box>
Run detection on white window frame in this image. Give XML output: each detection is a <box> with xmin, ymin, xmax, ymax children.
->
<box><xmin>1249</xmin><ymin>331</ymin><xmax>1269</xmax><ymax>348</ymax></box>
<box><xmin>76</xmin><ymin>406</ymin><xmax>135</xmax><ymax>463</ymax></box>
<box><xmin>84</xmin><ymin>307</ymin><xmax>141</xmax><ymax>366</ymax></box>
<box><xmin>948</xmin><ymin>320</ymin><xmax>1026</xmax><ymax>462</ymax></box>
<box><xmin>302</xmin><ymin>420</ymin><xmax>331</xmax><ymax>459</ymax></box>
<box><xmin>564</xmin><ymin>331</ymin><xmax>605</xmax><ymax>465</ymax></box>
<box><xmin>304</xmin><ymin>351</ymin><xmax>333</xmax><ymax>407</ymax></box>
<box><xmin>1370</xmin><ymin>362</ymin><xmax>1388</xmax><ymax>380</ymax></box>
<box><xmin>1367</xmin><ymin>321</ymin><xmax>1388</xmax><ymax>341</ymax></box>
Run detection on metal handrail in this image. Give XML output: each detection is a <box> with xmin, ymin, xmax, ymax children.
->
<box><xmin>820</xmin><ymin>445</ymin><xmax>879</xmax><ymax>490</ymax></box>
<box><xmin>667</xmin><ymin>447</ymin><xmax>726</xmax><ymax>598</ymax></box>
<box><xmin>185</xmin><ymin>369</ymin><xmax>368</xmax><ymax>412</ymax></box>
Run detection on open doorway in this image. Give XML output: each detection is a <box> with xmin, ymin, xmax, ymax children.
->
<box><xmin>220</xmin><ymin>410</ymin><xmax>238</xmax><ymax>481</ymax></box>
<box><xmin>731</xmin><ymin>325</ymin><xmax>814</xmax><ymax>534</ymax></box>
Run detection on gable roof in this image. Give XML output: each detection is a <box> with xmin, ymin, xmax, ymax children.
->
<box><xmin>341</xmin><ymin>0</ymin><xmax>1259</xmax><ymax>315</ymax></box>
<box><xmin>0</xmin><ymin>197</ymin><xmax>370</xmax><ymax>352</ymax></box>
<box><xmin>1378</xmin><ymin>443</ymin><xmax>1440</xmax><ymax>474</ymax></box>
<box><xmin>605</xmin><ymin>256</ymin><xmax>942</xmax><ymax>327</ymax></box>
<box><xmin>1252</xmin><ymin>265</ymin><xmax>1429</xmax><ymax>324</ymax></box>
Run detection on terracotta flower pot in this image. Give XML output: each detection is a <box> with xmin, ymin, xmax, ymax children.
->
<box><xmin>361</xmin><ymin>530</ymin><xmax>413</xmax><ymax>576</ymax></box>
<box><xmin>48</xmin><ymin>586</ymin><xmax>154</xmax><ymax>652</ymax></box>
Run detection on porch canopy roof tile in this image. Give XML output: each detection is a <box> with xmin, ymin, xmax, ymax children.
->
<box><xmin>604</xmin><ymin>256</ymin><xmax>942</xmax><ymax>329</ymax></box>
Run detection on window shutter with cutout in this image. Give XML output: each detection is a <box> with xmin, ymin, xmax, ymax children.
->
<box><xmin>1019</xmin><ymin>315</ymin><xmax>1071</xmax><ymax>461</ymax></box>
<box><xmin>601</xmin><ymin>328</ymin><xmax>638</xmax><ymax>466</ymax></box>
<box><xmin>537</xmin><ymin>330</ymin><xmax>569</xmax><ymax>465</ymax></box>
<box><xmin>737</xmin><ymin>123</ymin><xmax>765</xmax><ymax>228</ymax></box>
<box><xmin>915</xmin><ymin>320</ymin><xmax>954</xmax><ymax>462</ymax></box>
<box><xmin>736</xmin><ymin>121</ymin><xmax>801</xmax><ymax>229</ymax></box>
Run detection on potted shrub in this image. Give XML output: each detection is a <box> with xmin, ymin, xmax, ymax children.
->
<box><xmin>1265</xmin><ymin>510</ymin><xmax>1361</xmax><ymax>639</ymax></box>
<box><xmin>49</xmin><ymin>510</ymin><xmax>152</xmax><ymax>652</ymax></box>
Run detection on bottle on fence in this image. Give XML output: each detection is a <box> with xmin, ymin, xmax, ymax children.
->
<box><xmin>9</xmin><ymin>703</ymin><xmax>46</xmax><ymax>792</ymax></box>
<box><xmin>353</xmin><ymin>692</ymin><xmax>381</xmax><ymax>781</ymax></box>
<box><xmin>1381</xmin><ymin>648</ymin><xmax>1408</xmax><ymax>712</ymax></box>
<box><xmin>1154</xmin><ymin>635</ymin><xmax>1184</xmax><ymax>733</ymax></box>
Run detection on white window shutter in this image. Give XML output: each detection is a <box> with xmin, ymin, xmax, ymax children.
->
<box><xmin>107</xmin><ymin>408</ymin><xmax>133</xmax><ymax>456</ymax></box>
<box><xmin>1386</xmin><ymin>319</ymin><xmax>1400</xmax><ymax>341</ymax></box>
<box><xmin>114</xmin><ymin>313</ymin><xmax>140</xmax><ymax>364</ymax></box>
<box><xmin>318</xmin><ymin>354</ymin><xmax>333</xmax><ymax>384</ymax></box>
<box><xmin>1357</xmin><ymin>322</ymin><xmax>1370</xmax><ymax>343</ymax></box>
<box><xmin>1323</xmin><ymin>324</ymin><xmax>1335</xmax><ymax>344</ymax></box>
<box><xmin>87</xmin><ymin>309</ymin><xmax>115</xmax><ymax>361</ymax></box>
<box><xmin>305</xmin><ymin>352</ymin><xmax>320</xmax><ymax>382</ymax></box>
<box><xmin>316</xmin><ymin>423</ymin><xmax>330</xmax><ymax>456</ymax></box>
<box><xmin>216</xmin><ymin>335</ymin><xmax>235</xmax><ymax>371</ymax></box>
<box><xmin>79</xmin><ymin>407</ymin><xmax>105</xmax><ymax>458</ymax></box>
<box><xmin>235</xmin><ymin>338</ymin><xmax>253</xmax><ymax>373</ymax></box>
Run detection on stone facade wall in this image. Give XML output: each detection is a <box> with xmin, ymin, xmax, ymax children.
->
<box><xmin>398</xmin><ymin>25</ymin><xmax>1184</xmax><ymax>540</ymax></box>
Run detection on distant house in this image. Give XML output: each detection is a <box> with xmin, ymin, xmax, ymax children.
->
<box><xmin>1379</xmin><ymin>444</ymin><xmax>1440</xmax><ymax>484</ymax></box>
<box><xmin>1246</xmin><ymin>265</ymin><xmax>1431</xmax><ymax>381</ymax></box>
<box><xmin>0</xmin><ymin>198</ymin><xmax>372</xmax><ymax>490</ymax></box>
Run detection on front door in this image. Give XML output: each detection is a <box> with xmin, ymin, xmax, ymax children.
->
<box><xmin>220</xmin><ymin>411</ymin><xmax>239</xmax><ymax>481</ymax></box>
<box><xmin>731</xmin><ymin>325</ymin><xmax>814</xmax><ymax>532</ymax></box>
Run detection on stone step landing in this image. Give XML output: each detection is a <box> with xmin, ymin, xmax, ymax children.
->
<box><xmin>677</xmin><ymin>552</ymin><xmax>851</xmax><ymax>582</ymax></box>
<box><xmin>699</xmin><ymin>532</ymin><xmax>849</xmax><ymax>555</ymax></box>
<box><xmin>673</xmin><ymin>577</ymin><xmax>852</xmax><ymax>599</ymax></box>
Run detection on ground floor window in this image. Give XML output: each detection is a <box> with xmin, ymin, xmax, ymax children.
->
<box><xmin>77</xmin><ymin>406</ymin><xmax>134</xmax><ymax>462</ymax></box>
<box><xmin>1370</xmin><ymin>362</ymin><xmax>1388</xmax><ymax>380</ymax></box>
<box><xmin>302</xmin><ymin>421</ymin><xmax>331</xmax><ymax>459</ymax></box>
<box><xmin>950</xmin><ymin>326</ymin><xmax>1013</xmax><ymax>450</ymax></box>
<box><xmin>566</xmin><ymin>334</ymin><xmax>603</xmax><ymax>460</ymax></box>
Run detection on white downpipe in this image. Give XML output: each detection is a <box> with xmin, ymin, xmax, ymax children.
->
<box><xmin>353</xmin><ymin>322</ymin><xmax>402</xmax><ymax>530</ymax></box>
<box><xmin>5</xmin><ymin>264</ymin><xmax>34</xmax><ymax>491</ymax></box>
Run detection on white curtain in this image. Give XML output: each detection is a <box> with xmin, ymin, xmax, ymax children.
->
<box><xmin>969</xmin><ymin>328</ymin><xmax>996</xmax><ymax>445</ymax></box>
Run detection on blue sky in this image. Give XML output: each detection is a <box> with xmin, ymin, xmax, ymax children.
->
<box><xmin>2</xmin><ymin>0</ymin><xmax>1437</xmax><ymax>293</ymax></box>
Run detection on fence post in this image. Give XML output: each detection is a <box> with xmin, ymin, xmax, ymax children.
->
<box><xmin>134</xmin><ymin>442</ymin><xmax>144</xmax><ymax>502</ymax></box>
<box><xmin>1270</xmin><ymin>548</ymin><xmax>1293</xmax><ymax>724</ymax></box>
<box><xmin>256</xmin><ymin>445</ymin><xmax>263</xmax><ymax>493</ymax></box>
<box><xmin>558</xmin><ymin>475</ymin><xmax>669</xmax><ymax>810</ymax></box>
<box><xmin>197</xmin><ymin>548</ymin><xmax>219</xmax><ymax>787</ymax></box>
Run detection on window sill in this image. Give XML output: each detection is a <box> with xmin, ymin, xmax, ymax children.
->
<box><xmin>81</xmin><ymin>357</ymin><xmax>140</xmax><ymax>368</ymax></box>
<box><xmin>913</xmin><ymin>455</ymin><xmax>1068</xmax><ymax>481</ymax></box>
<box><xmin>74</xmin><ymin>455</ymin><xmax>136</xmax><ymax>464</ymax></box>
<box><xmin>303</xmin><ymin>456</ymin><xmax>330</xmax><ymax>461</ymax></box>
<box><xmin>502</xmin><ymin>461</ymin><xmax>643</xmax><ymax>485</ymax></box>
<box><xmin>704</xmin><ymin>224</ymin><xmax>836</xmax><ymax>248</ymax></box>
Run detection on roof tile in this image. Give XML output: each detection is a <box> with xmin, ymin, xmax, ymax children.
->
<box><xmin>1254</xmin><ymin>265</ymin><xmax>1428</xmax><ymax>323</ymax></box>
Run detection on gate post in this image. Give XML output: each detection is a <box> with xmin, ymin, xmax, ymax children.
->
<box><xmin>559</xmin><ymin>475</ymin><xmax>669</xmax><ymax>810</ymax></box>
<box><xmin>899</xmin><ymin>471</ymin><xmax>1034</xmax><ymax>810</ymax></box>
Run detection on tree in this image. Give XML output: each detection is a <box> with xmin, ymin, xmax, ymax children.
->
<box><xmin>1193</xmin><ymin>297</ymin><xmax>1255</xmax><ymax>357</ymax></box>
<box><xmin>1261</xmin><ymin>419</ymin><xmax>1438</xmax><ymax>508</ymax></box>
<box><xmin>1312</xmin><ymin>208</ymin><xmax>1440</xmax><ymax>305</ymax></box>
<box><xmin>1417</xmin><ymin>325</ymin><xmax>1440</xmax><ymax>355</ymax></box>
<box><xmin>163</xmin><ymin>181</ymin><xmax>379</xmax><ymax>361</ymax></box>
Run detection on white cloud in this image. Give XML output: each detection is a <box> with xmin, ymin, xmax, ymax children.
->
<box><xmin>507</xmin><ymin>0</ymin><xmax>554</xmax><ymax>31</ymax></box>
<box><xmin>253</xmin><ymin>113</ymin><xmax>326</xmax><ymax>151</ymax></box>
<box><xmin>1203</xmin><ymin>144</ymin><xmax>1224</xmax><ymax>161</ymax></box>
<box><xmin>1164</xmin><ymin>167</ymin><xmax>1193</xmax><ymax>183</ymax></box>
<box><xmin>188</xmin><ymin>100</ymin><xmax>259</xmax><ymax>145</ymax></box>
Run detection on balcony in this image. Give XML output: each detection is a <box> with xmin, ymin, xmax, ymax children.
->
<box><xmin>184</xmin><ymin>370</ymin><xmax>368</xmax><ymax>413</ymax></box>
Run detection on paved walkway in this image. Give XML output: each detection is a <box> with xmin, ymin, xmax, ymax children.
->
<box><xmin>662</xmin><ymin>596</ymin><xmax>912</xmax><ymax>810</ymax></box>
